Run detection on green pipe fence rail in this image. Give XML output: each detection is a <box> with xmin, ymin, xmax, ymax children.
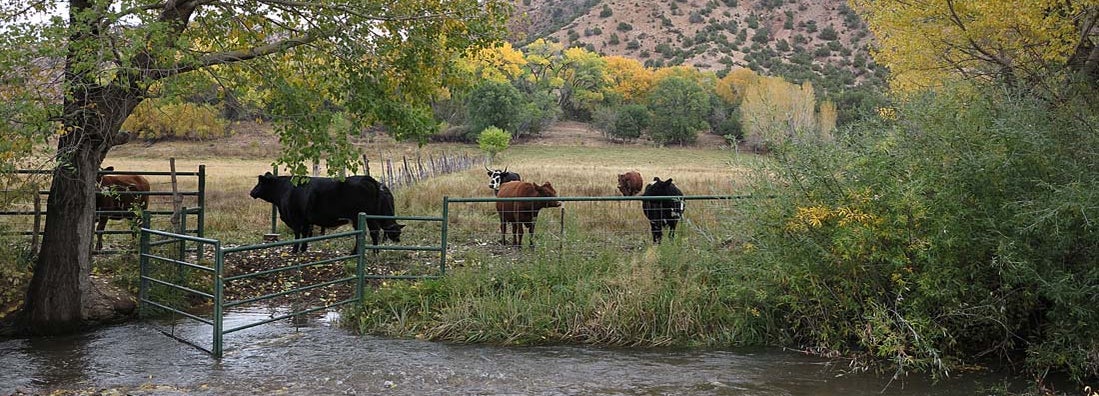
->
<box><xmin>140</xmin><ymin>212</ymin><xmax>448</xmax><ymax>357</ymax></box>
<box><xmin>1</xmin><ymin>166</ymin><xmax>207</xmax><ymax>253</ymax></box>
<box><xmin>139</xmin><ymin>194</ymin><xmax>750</xmax><ymax>357</ymax></box>
<box><xmin>442</xmin><ymin>194</ymin><xmax>752</xmax><ymax>250</ymax></box>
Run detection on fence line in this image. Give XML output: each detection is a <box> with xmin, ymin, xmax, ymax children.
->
<box><xmin>0</xmin><ymin>161</ymin><xmax>207</xmax><ymax>253</ymax></box>
<box><xmin>137</xmin><ymin>195</ymin><xmax>756</xmax><ymax>358</ymax></box>
<box><xmin>363</xmin><ymin>152</ymin><xmax>477</xmax><ymax>190</ymax></box>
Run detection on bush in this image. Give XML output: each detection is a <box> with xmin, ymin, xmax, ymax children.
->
<box><xmin>477</xmin><ymin>126</ymin><xmax>511</xmax><ymax>161</ymax></box>
<box><xmin>465</xmin><ymin>80</ymin><xmax>522</xmax><ymax>138</ymax></box>
<box><xmin>612</xmin><ymin>104</ymin><xmax>650</xmax><ymax>141</ymax></box>
<box><xmin>599</xmin><ymin>4</ymin><xmax>612</xmax><ymax>17</ymax></box>
<box><xmin>0</xmin><ymin>230</ymin><xmax>33</xmax><ymax>318</ymax></box>
<box><xmin>735</xmin><ymin>83</ymin><xmax>1099</xmax><ymax>380</ymax></box>
<box><xmin>646</xmin><ymin>76</ymin><xmax>710</xmax><ymax>145</ymax></box>
<box><xmin>513</xmin><ymin>90</ymin><xmax>560</xmax><ymax>138</ymax></box>
<box><xmin>123</xmin><ymin>99</ymin><xmax>230</xmax><ymax>140</ymax></box>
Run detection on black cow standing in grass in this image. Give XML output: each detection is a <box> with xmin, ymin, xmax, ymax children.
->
<box><xmin>249</xmin><ymin>173</ymin><xmax>404</xmax><ymax>253</ymax></box>
<box><xmin>486</xmin><ymin>165</ymin><xmax>521</xmax><ymax>196</ymax></box>
<box><xmin>641</xmin><ymin>177</ymin><xmax>685</xmax><ymax>243</ymax></box>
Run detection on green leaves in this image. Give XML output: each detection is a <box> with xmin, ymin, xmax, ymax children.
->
<box><xmin>646</xmin><ymin>76</ymin><xmax>711</xmax><ymax>145</ymax></box>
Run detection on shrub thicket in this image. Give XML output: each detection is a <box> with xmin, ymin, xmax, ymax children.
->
<box><xmin>122</xmin><ymin>99</ymin><xmax>230</xmax><ymax>140</ymax></box>
<box><xmin>734</xmin><ymin>83</ymin><xmax>1099</xmax><ymax>380</ymax></box>
<box><xmin>465</xmin><ymin>80</ymin><xmax>522</xmax><ymax>138</ymax></box>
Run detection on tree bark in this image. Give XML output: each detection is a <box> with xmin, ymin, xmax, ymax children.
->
<box><xmin>19</xmin><ymin>139</ymin><xmax>104</xmax><ymax>334</ymax></box>
<box><xmin>18</xmin><ymin>95</ymin><xmax>137</xmax><ymax>334</ymax></box>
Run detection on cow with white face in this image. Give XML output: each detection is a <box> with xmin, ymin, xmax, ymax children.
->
<box><xmin>485</xmin><ymin>165</ymin><xmax>521</xmax><ymax>196</ymax></box>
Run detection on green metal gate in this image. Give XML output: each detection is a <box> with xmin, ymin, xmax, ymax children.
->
<box><xmin>139</xmin><ymin>213</ymin><xmax>447</xmax><ymax>357</ymax></box>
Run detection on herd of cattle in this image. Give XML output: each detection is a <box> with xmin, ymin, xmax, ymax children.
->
<box><xmin>92</xmin><ymin>165</ymin><xmax>687</xmax><ymax>252</ymax></box>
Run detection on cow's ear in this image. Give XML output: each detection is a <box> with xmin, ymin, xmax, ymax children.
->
<box><xmin>652</xmin><ymin>177</ymin><xmax>661</xmax><ymax>183</ymax></box>
<box><xmin>263</xmin><ymin>171</ymin><xmax>273</xmax><ymax>177</ymax></box>
<box><xmin>102</xmin><ymin>166</ymin><xmax>114</xmax><ymax>172</ymax></box>
<box><xmin>541</xmin><ymin>182</ymin><xmax>553</xmax><ymax>188</ymax></box>
<box><xmin>665</xmin><ymin>178</ymin><xmax>673</xmax><ymax>184</ymax></box>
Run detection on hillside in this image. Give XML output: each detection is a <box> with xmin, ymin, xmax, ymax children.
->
<box><xmin>508</xmin><ymin>0</ymin><xmax>887</xmax><ymax>96</ymax></box>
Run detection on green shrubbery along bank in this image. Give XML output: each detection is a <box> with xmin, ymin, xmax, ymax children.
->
<box><xmin>351</xmin><ymin>84</ymin><xmax>1099</xmax><ymax>382</ymax></box>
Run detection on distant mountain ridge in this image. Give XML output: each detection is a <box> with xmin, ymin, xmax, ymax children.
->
<box><xmin>507</xmin><ymin>0</ymin><xmax>888</xmax><ymax>97</ymax></box>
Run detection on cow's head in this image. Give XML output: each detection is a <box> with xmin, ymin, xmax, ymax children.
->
<box><xmin>535</xmin><ymin>182</ymin><xmax>562</xmax><ymax>208</ymax></box>
<box><xmin>249</xmin><ymin>172</ymin><xmax>281</xmax><ymax>201</ymax></box>
<box><xmin>486</xmin><ymin>165</ymin><xmax>520</xmax><ymax>194</ymax></box>
<box><xmin>382</xmin><ymin>223</ymin><xmax>406</xmax><ymax>243</ymax></box>
<box><xmin>97</xmin><ymin>166</ymin><xmax>115</xmax><ymax>184</ymax></box>
<box><xmin>617</xmin><ymin>171</ymin><xmax>642</xmax><ymax>196</ymax></box>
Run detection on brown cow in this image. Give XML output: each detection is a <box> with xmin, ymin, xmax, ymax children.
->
<box><xmin>495</xmin><ymin>181</ymin><xmax>561</xmax><ymax>246</ymax></box>
<box><xmin>617</xmin><ymin>171</ymin><xmax>643</xmax><ymax>196</ymax></box>
<box><xmin>96</xmin><ymin>166</ymin><xmax>150</xmax><ymax>250</ymax></box>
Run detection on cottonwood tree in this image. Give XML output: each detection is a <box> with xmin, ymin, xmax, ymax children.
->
<box><xmin>646</xmin><ymin>75</ymin><xmax>711</xmax><ymax>145</ymax></box>
<box><xmin>740</xmin><ymin>76</ymin><xmax>834</xmax><ymax>149</ymax></box>
<box><xmin>850</xmin><ymin>0</ymin><xmax>1099</xmax><ymax>91</ymax></box>
<box><xmin>0</xmin><ymin>0</ymin><xmax>507</xmax><ymax>335</ymax></box>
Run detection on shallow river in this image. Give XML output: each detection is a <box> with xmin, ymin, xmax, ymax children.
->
<box><xmin>1</xmin><ymin>310</ymin><xmax>1034</xmax><ymax>395</ymax></box>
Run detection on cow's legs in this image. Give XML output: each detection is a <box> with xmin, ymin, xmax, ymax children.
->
<box><xmin>512</xmin><ymin>222</ymin><xmax>522</xmax><ymax>246</ymax></box>
<box><xmin>367</xmin><ymin>220</ymin><xmax>382</xmax><ymax>248</ymax></box>
<box><xmin>524</xmin><ymin>221</ymin><xmax>536</xmax><ymax>247</ymax></box>
<box><xmin>499</xmin><ymin>219</ymin><xmax>509</xmax><ymax>245</ymax></box>
<box><xmin>95</xmin><ymin>217</ymin><xmax>107</xmax><ymax>251</ymax></box>
<box><xmin>650</xmin><ymin>221</ymin><xmax>663</xmax><ymax>243</ymax></box>
<box><xmin>667</xmin><ymin>219</ymin><xmax>678</xmax><ymax>240</ymax></box>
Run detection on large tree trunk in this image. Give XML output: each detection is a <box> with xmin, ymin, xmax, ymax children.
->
<box><xmin>19</xmin><ymin>138</ymin><xmax>106</xmax><ymax>334</ymax></box>
<box><xmin>15</xmin><ymin>0</ymin><xmax>145</xmax><ymax>335</ymax></box>
<box><xmin>17</xmin><ymin>88</ymin><xmax>139</xmax><ymax>335</ymax></box>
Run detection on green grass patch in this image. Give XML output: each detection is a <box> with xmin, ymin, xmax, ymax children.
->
<box><xmin>348</xmin><ymin>240</ymin><xmax>774</xmax><ymax>347</ymax></box>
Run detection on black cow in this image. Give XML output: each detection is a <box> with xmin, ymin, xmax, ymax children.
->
<box><xmin>486</xmin><ymin>165</ymin><xmax>521</xmax><ymax>196</ymax></box>
<box><xmin>641</xmin><ymin>177</ymin><xmax>685</xmax><ymax>243</ymax></box>
<box><xmin>249</xmin><ymin>173</ymin><xmax>404</xmax><ymax>253</ymax></box>
<box><xmin>315</xmin><ymin>177</ymin><xmax>401</xmax><ymax>248</ymax></box>
<box><xmin>348</xmin><ymin>176</ymin><xmax>402</xmax><ymax>247</ymax></box>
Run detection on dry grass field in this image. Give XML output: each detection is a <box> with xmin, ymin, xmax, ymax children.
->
<box><xmin>6</xmin><ymin>121</ymin><xmax>759</xmax><ymax>250</ymax></box>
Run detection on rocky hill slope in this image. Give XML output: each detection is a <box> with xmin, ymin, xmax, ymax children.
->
<box><xmin>508</xmin><ymin>0</ymin><xmax>887</xmax><ymax>95</ymax></box>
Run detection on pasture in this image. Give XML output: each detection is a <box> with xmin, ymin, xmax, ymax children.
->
<box><xmin>1</xmin><ymin>126</ymin><xmax>757</xmax><ymax>328</ymax></box>
<box><xmin>97</xmin><ymin>134</ymin><xmax>756</xmax><ymax>249</ymax></box>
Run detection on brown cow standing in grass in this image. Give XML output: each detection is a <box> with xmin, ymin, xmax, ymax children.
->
<box><xmin>95</xmin><ymin>166</ymin><xmax>150</xmax><ymax>251</ymax></box>
<box><xmin>495</xmin><ymin>181</ymin><xmax>561</xmax><ymax>247</ymax></box>
<box><xmin>617</xmin><ymin>171</ymin><xmax>643</xmax><ymax>196</ymax></box>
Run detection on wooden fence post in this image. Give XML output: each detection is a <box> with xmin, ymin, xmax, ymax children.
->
<box><xmin>170</xmin><ymin>158</ymin><xmax>183</xmax><ymax>233</ymax></box>
<box><xmin>31</xmin><ymin>189</ymin><xmax>41</xmax><ymax>253</ymax></box>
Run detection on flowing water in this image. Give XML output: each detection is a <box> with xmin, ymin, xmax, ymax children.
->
<box><xmin>1</xmin><ymin>310</ymin><xmax>1035</xmax><ymax>395</ymax></box>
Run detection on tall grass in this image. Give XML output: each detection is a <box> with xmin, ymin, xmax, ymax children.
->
<box><xmin>348</xmin><ymin>240</ymin><xmax>772</xmax><ymax>347</ymax></box>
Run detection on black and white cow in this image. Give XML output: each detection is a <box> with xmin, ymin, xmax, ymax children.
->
<box><xmin>485</xmin><ymin>165</ymin><xmax>521</xmax><ymax>196</ymax></box>
<box><xmin>640</xmin><ymin>177</ymin><xmax>685</xmax><ymax>243</ymax></box>
<box><xmin>249</xmin><ymin>173</ymin><xmax>404</xmax><ymax>253</ymax></box>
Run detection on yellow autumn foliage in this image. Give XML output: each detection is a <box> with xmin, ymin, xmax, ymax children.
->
<box><xmin>122</xmin><ymin>99</ymin><xmax>230</xmax><ymax>140</ymax></box>
<box><xmin>603</xmin><ymin>56</ymin><xmax>653</xmax><ymax>102</ymax></box>
<box><xmin>851</xmin><ymin>0</ymin><xmax>1099</xmax><ymax>92</ymax></box>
